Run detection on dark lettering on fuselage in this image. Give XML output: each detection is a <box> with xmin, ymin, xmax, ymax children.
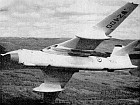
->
<box><xmin>106</xmin><ymin>9</ymin><xmax>128</xmax><ymax>29</ymax></box>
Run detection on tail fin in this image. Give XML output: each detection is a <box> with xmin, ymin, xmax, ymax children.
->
<box><xmin>111</xmin><ymin>40</ymin><xmax>140</xmax><ymax>56</ymax></box>
<box><xmin>111</xmin><ymin>45</ymin><xmax>123</xmax><ymax>57</ymax></box>
<box><xmin>110</xmin><ymin>40</ymin><xmax>139</xmax><ymax>68</ymax></box>
<box><xmin>96</xmin><ymin>2</ymin><xmax>138</xmax><ymax>36</ymax></box>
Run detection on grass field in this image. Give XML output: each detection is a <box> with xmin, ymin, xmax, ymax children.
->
<box><xmin>0</xmin><ymin>37</ymin><xmax>140</xmax><ymax>105</ymax></box>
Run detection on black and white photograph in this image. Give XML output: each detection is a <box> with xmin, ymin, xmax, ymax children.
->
<box><xmin>0</xmin><ymin>0</ymin><xmax>140</xmax><ymax>105</ymax></box>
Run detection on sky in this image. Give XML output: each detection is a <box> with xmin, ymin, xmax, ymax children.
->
<box><xmin>0</xmin><ymin>0</ymin><xmax>140</xmax><ymax>39</ymax></box>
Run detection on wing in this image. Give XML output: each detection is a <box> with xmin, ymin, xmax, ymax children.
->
<box><xmin>57</xmin><ymin>2</ymin><xmax>138</xmax><ymax>51</ymax></box>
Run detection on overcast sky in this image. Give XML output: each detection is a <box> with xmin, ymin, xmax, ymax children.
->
<box><xmin>0</xmin><ymin>0</ymin><xmax>140</xmax><ymax>39</ymax></box>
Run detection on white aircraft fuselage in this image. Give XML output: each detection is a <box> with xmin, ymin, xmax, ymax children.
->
<box><xmin>6</xmin><ymin>48</ymin><xmax>137</xmax><ymax>70</ymax></box>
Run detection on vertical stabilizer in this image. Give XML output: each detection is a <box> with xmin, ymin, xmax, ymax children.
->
<box><xmin>110</xmin><ymin>40</ymin><xmax>139</xmax><ymax>68</ymax></box>
<box><xmin>111</xmin><ymin>45</ymin><xmax>123</xmax><ymax>57</ymax></box>
<box><xmin>112</xmin><ymin>40</ymin><xmax>140</xmax><ymax>56</ymax></box>
<box><xmin>96</xmin><ymin>2</ymin><xmax>138</xmax><ymax>36</ymax></box>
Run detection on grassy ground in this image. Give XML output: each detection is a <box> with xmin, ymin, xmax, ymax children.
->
<box><xmin>0</xmin><ymin>37</ymin><xmax>140</xmax><ymax>105</ymax></box>
<box><xmin>1</xmin><ymin>68</ymin><xmax>140</xmax><ymax>105</ymax></box>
